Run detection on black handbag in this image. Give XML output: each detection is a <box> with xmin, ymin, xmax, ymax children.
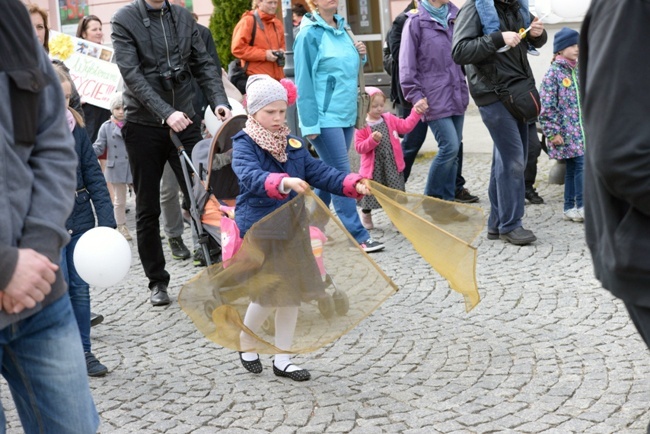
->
<box><xmin>227</xmin><ymin>12</ymin><xmax>260</xmax><ymax>95</ymax></box>
<box><xmin>496</xmin><ymin>80</ymin><xmax>541</xmax><ymax>124</ymax></box>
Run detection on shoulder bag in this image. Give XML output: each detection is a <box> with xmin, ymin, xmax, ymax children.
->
<box><xmin>344</xmin><ymin>26</ymin><xmax>370</xmax><ymax>129</ymax></box>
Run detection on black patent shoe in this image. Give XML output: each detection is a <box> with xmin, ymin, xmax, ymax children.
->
<box><xmin>239</xmin><ymin>352</ymin><xmax>263</xmax><ymax>374</ymax></box>
<box><xmin>273</xmin><ymin>363</ymin><xmax>311</xmax><ymax>381</ymax></box>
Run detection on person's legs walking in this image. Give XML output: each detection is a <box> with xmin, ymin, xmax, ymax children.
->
<box><xmin>454</xmin><ymin>141</ymin><xmax>479</xmax><ymax>203</ymax></box>
<box><xmin>425</xmin><ymin>116</ymin><xmax>463</xmax><ymax>201</ymax></box>
<box><xmin>309</xmin><ymin>127</ymin><xmax>379</xmax><ymax>249</ymax></box>
<box><xmin>525</xmin><ymin>122</ymin><xmax>544</xmax><ymax>204</ymax></box>
<box><xmin>160</xmin><ymin>162</ymin><xmax>190</xmax><ymax>260</ymax></box>
<box><xmin>563</xmin><ymin>158</ymin><xmax>576</xmax><ymax>212</ymax></box>
<box><xmin>61</xmin><ymin>233</ymin><xmax>108</xmax><ymax>377</ymax></box>
<box><xmin>123</xmin><ymin>123</ymin><xmax>170</xmax><ymax>289</ymax></box>
<box><xmin>0</xmin><ymin>296</ymin><xmax>100</xmax><ymax>433</ymax></box>
<box><xmin>480</xmin><ymin>102</ymin><xmax>534</xmax><ymax>243</ymax></box>
<box><xmin>399</xmin><ymin>105</ymin><xmax>428</xmax><ymax>182</ymax></box>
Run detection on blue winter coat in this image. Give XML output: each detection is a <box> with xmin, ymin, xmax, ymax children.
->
<box><xmin>293</xmin><ymin>13</ymin><xmax>363</xmax><ymax>136</ymax></box>
<box><xmin>232</xmin><ymin>131</ymin><xmax>362</xmax><ymax>237</ymax></box>
<box><xmin>399</xmin><ymin>3</ymin><xmax>469</xmax><ymax>122</ymax></box>
<box><xmin>66</xmin><ymin>125</ymin><xmax>116</xmax><ymax>235</ymax></box>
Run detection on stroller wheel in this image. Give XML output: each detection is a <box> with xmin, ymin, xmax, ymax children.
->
<box><xmin>333</xmin><ymin>290</ymin><xmax>349</xmax><ymax>316</ymax></box>
<box><xmin>204</xmin><ymin>300</ymin><xmax>219</xmax><ymax>320</ymax></box>
<box><xmin>318</xmin><ymin>294</ymin><xmax>335</xmax><ymax>319</ymax></box>
<box><xmin>261</xmin><ymin>316</ymin><xmax>275</xmax><ymax>336</ymax></box>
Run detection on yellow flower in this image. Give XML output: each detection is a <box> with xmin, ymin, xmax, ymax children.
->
<box><xmin>562</xmin><ymin>77</ymin><xmax>572</xmax><ymax>88</ymax></box>
<box><xmin>49</xmin><ymin>33</ymin><xmax>75</xmax><ymax>61</ymax></box>
<box><xmin>519</xmin><ymin>28</ymin><xmax>526</xmax><ymax>38</ymax></box>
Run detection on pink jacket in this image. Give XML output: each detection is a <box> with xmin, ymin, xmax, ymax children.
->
<box><xmin>354</xmin><ymin>110</ymin><xmax>421</xmax><ymax>179</ymax></box>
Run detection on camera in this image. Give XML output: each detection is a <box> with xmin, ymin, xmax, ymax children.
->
<box><xmin>159</xmin><ymin>66</ymin><xmax>192</xmax><ymax>91</ymax></box>
<box><xmin>272</xmin><ymin>51</ymin><xmax>285</xmax><ymax>67</ymax></box>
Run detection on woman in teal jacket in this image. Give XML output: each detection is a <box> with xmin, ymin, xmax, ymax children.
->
<box><xmin>294</xmin><ymin>0</ymin><xmax>384</xmax><ymax>253</ymax></box>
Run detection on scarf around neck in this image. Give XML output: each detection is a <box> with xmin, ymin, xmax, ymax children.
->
<box><xmin>111</xmin><ymin>116</ymin><xmax>125</xmax><ymax>129</ymax></box>
<box><xmin>557</xmin><ymin>55</ymin><xmax>578</xmax><ymax>69</ymax></box>
<box><xmin>243</xmin><ymin>116</ymin><xmax>291</xmax><ymax>163</ymax></box>
<box><xmin>421</xmin><ymin>1</ymin><xmax>449</xmax><ymax>28</ymax></box>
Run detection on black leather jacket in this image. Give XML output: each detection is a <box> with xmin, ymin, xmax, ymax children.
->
<box><xmin>451</xmin><ymin>0</ymin><xmax>546</xmax><ymax>107</ymax></box>
<box><xmin>111</xmin><ymin>0</ymin><xmax>229</xmax><ymax>127</ymax></box>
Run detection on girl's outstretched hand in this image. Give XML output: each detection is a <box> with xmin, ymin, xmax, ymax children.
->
<box><xmin>356</xmin><ymin>179</ymin><xmax>371</xmax><ymax>195</ymax></box>
<box><xmin>284</xmin><ymin>177</ymin><xmax>310</xmax><ymax>193</ymax></box>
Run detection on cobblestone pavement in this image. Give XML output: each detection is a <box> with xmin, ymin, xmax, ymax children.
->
<box><xmin>3</xmin><ymin>152</ymin><xmax>649</xmax><ymax>434</ymax></box>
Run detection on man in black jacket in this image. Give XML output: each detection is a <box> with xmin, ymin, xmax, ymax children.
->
<box><xmin>452</xmin><ymin>0</ymin><xmax>546</xmax><ymax>245</ymax></box>
<box><xmin>112</xmin><ymin>0</ymin><xmax>232</xmax><ymax>306</ymax></box>
<box><xmin>582</xmin><ymin>0</ymin><xmax>650</xmax><ymax>361</ymax></box>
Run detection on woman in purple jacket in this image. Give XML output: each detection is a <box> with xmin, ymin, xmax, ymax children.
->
<box><xmin>399</xmin><ymin>0</ymin><xmax>469</xmax><ymax>201</ymax></box>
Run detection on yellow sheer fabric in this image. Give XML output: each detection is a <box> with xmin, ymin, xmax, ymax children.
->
<box><xmin>179</xmin><ymin>191</ymin><xmax>398</xmax><ymax>354</ymax></box>
<box><xmin>179</xmin><ymin>184</ymin><xmax>484</xmax><ymax>354</ymax></box>
<box><xmin>369</xmin><ymin>181</ymin><xmax>485</xmax><ymax>312</ymax></box>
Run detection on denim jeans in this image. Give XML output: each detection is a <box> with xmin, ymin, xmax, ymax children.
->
<box><xmin>480</xmin><ymin>101</ymin><xmax>528</xmax><ymax>234</ymax></box>
<box><xmin>475</xmin><ymin>0</ymin><xmax>530</xmax><ymax>34</ymax></box>
<box><xmin>309</xmin><ymin>127</ymin><xmax>370</xmax><ymax>243</ymax></box>
<box><xmin>425</xmin><ymin>115</ymin><xmax>464</xmax><ymax>200</ymax></box>
<box><xmin>123</xmin><ymin>120</ymin><xmax>201</xmax><ymax>287</ymax></box>
<box><xmin>564</xmin><ymin>156</ymin><xmax>584</xmax><ymax>211</ymax></box>
<box><xmin>60</xmin><ymin>231</ymin><xmax>91</xmax><ymax>353</ymax></box>
<box><xmin>398</xmin><ymin>105</ymin><xmax>429</xmax><ymax>183</ymax></box>
<box><xmin>0</xmin><ymin>296</ymin><xmax>99</xmax><ymax>433</ymax></box>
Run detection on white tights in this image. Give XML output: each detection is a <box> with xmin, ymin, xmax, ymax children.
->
<box><xmin>240</xmin><ymin>302</ymin><xmax>301</xmax><ymax>372</ymax></box>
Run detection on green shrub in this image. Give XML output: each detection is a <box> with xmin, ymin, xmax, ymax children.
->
<box><xmin>211</xmin><ymin>0</ymin><xmax>250</xmax><ymax>66</ymax></box>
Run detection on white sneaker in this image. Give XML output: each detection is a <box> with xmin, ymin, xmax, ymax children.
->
<box><xmin>359</xmin><ymin>210</ymin><xmax>374</xmax><ymax>229</ymax></box>
<box><xmin>563</xmin><ymin>208</ymin><xmax>584</xmax><ymax>223</ymax></box>
<box><xmin>576</xmin><ymin>207</ymin><xmax>584</xmax><ymax>220</ymax></box>
<box><xmin>117</xmin><ymin>224</ymin><xmax>133</xmax><ymax>241</ymax></box>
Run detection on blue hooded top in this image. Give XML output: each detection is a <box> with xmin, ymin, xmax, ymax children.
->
<box><xmin>293</xmin><ymin>13</ymin><xmax>364</xmax><ymax>136</ymax></box>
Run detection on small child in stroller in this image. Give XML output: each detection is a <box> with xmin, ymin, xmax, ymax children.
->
<box><xmin>231</xmin><ymin>74</ymin><xmax>371</xmax><ymax>381</ymax></box>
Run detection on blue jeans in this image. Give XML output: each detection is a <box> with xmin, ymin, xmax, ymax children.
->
<box><xmin>309</xmin><ymin>127</ymin><xmax>370</xmax><ymax>243</ymax></box>
<box><xmin>61</xmin><ymin>232</ymin><xmax>91</xmax><ymax>353</ymax></box>
<box><xmin>476</xmin><ymin>0</ymin><xmax>530</xmax><ymax>34</ymax></box>
<box><xmin>398</xmin><ymin>106</ymin><xmax>429</xmax><ymax>182</ymax></box>
<box><xmin>479</xmin><ymin>101</ymin><xmax>528</xmax><ymax>234</ymax></box>
<box><xmin>0</xmin><ymin>296</ymin><xmax>99</xmax><ymax>433</ymax></box>
<box><xmin>425</xmin><ymin>115</ymin><xmax>464</xmax><ymax>200</ymax></box>
<box><xmin>564</xmin><ymin>156</ymin><xmax>584</xmax><ymax>211</ymax></box>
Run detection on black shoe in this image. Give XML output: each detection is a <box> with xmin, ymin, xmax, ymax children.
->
<box><xmin>239</xmin><ymin>352</ymin><xmax>263</xmax><ymax>374</ymax></box>
<box><xmin>455</xmin><ymin>188</ymin><xmax>479</xmax><ymax>203</ymax></box>
<box><xmin>168</xmin><ymin>237</ymin><xmax>190</xmax><ymax>260</ymax></box>
<box><xmin>273</xmin><ymin>363</ymin><xmax>311</xmax><ymax>381</ymax></box>
<box><xmin>525</xmin><ymin>188</ymin><xmax>544</xmax><ymax>205</ymax></box>
<box><xmin>486</xmin><ymin>230</ymin><xmax>499</xmax><ymax>240</ymax></box>
<box><xmin>499</xmin><ymin>227</ymin><xmax>537</xmax><ymax>245</ymax></box>
<box><xmin>150</xmin><ymin>283</ymin><xmax>170</xmax><ymax>306</ymax></box>
<box><xmin>90</xmin><ymin>312</ymin><xmax>104</xmax><ymax>327</ymax></box>
<box><xmin>193</xmin><ymin>248</ymin><xmax>206</xmax><ymax>267</ymax></box>
<box><xmin>85</xmin><ymin>352</ymin><xmax>108</xmax><ymax>377</ymax></box>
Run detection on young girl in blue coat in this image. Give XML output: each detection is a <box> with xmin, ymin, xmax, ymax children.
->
<box><xmin>54</xmin><ymin>65</ymin><xmax>116</xmax><ymax>377</ymax></box>
<box><xmin>233</xmin><ymin>75</ymin><xmax>370</xmax><ymax>381</ymax></box>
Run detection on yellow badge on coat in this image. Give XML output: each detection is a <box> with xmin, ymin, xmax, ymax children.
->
<box><xmin>288</xmin><ymin>138</ymin><xmax>302</xmax><ymax>149</ymax></box>
<box><xmin>562</xmin><ymin>77</ymin><xmax>572</xmax><ymax>87</ymax></box>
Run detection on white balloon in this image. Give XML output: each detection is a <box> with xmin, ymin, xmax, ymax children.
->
<box><xmin>550</xmin><ymin>0</ymin><xmax>589</xmax><ymax>18</ymax></box>
<box><xmin>73</xmin><ymin>227</ymin><xmax>132</xmax><ymax>288</ymax></box>
<box><xmin>204</xmin><ymin>98</ymin><xmax>247</xmax><ymax>137</ymax></box>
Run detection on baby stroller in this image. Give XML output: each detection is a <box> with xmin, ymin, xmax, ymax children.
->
<box><xmin>170</xmin><ymin>114</ymin><xmax>246</xmax><ymax>268</ymax></box>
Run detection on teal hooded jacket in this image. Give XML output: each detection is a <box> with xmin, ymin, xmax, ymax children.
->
<box><xmin>293</xmin><ymin>13</ymin><xmax>364</xmax><ymax>136</ymax></box>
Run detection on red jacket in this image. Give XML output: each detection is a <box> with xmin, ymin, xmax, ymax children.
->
<box><xmin>231</xmin><ymin>10</ymin><xmax>286</xmax><ymax>81</ymax></box>
<box><xmin>354</xmin><ymin>110</ymin><xmax>421</xmax><ymax>179</ymax></box>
